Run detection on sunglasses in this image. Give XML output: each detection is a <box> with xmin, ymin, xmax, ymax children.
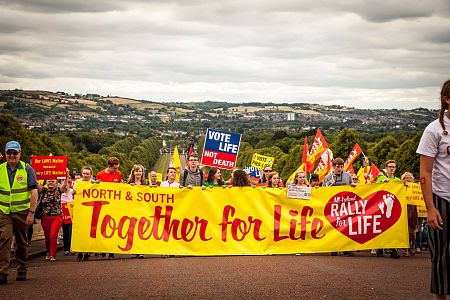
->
<box><xmin>352</xmin><ymin>178</ymin><xmax>359</xmax><ymax>181</ymax></box>
<box><xmin>6</xmin><ymin>151</ymin><xmax>19</xmax><ymax>156</ymax></box>
<box><xmin>264</xmin><ymin>170</ymin><xmax>272</xmax><ymax>172</ymax></box>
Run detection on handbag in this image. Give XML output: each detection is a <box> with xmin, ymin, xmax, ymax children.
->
<box><xmin>34</xmin><ymin>201</ymin><xmax>43</xmax><ymax>219</ymax></box>
<box><xmin>34</xmin><ymin>186</ymin><xmax>46</xmax><ymax>220</ymax></box>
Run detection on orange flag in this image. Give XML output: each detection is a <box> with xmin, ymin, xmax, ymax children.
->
<box><xmin>343</xmin><ymin>144</ymin><xmax>362</xmax><ymax>171</ymax></box>
<box><xmin>306</xmin><ymin>129</ymin><xmax>328</xmax><ymax>173</ymax></box>
<box><xmin>313</xmin><ymin>149</ymin><xmax>333</xmax><ymax>181</ymax></box>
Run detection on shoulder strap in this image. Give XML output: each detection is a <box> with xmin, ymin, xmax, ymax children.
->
<box><xmin>183</xmin><ymin>169</ymin><xmax>188</xmax><ymax>184</ymax></box>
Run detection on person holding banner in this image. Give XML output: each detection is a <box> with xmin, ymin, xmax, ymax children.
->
<box><xmin>127</xmin><ymin>164</ymin><xmax>147</xmax><ymax>186</ymax></box>
<box><xmin>374</xmin><ymin>160</ymin><xmax>401</xmax><ymax>259</ymax></box>
<box><xmin>96</xmin><ymin>157</ymin><xmax>122</xmax><ymax>184</ymax></box>
<box><xmin>127</xmin><ymin>164</ymin><xmax>146</xmax><ymax>259</ymax></box>
<box><xmin>160</xmin><ymin>167</ymin><xmax>180</xmax><ymax>188</ymax></box>
<box><xmin>230</xmin><ymin>169</ymin><xmax>252</xmax><ymax>187</ymax></box>
<box><xmin>205</xmin><ymin>167</ymin><xmax>225</xmax><ymax>187</ymax></box>
<box><xmin>292</xmin><ymin>170</ymin><xmax>309</xmax><ymax>187</ymax></box>
<box><xmin>0</xmin><ymin>141</ymin><xmax>38</xmax><ymax>284</ymax></box>
<box><xmin>96</xmin><ymin>157</ymin><xmax>122</xmax><ymax>260</ymax></box>
<box><xmin>74</xmin><ymin>166</ymin><xmax>94</xmax><ymax>262</ymax></box>
<box><xmin>149</xmin><ymin>171</ymin><xmax>160</xmax><ymax>187</ymax></box>
<box><xmin>266</xmin><ymin>172</ymin><xmax>284</xmax><ymax>188</ymax></box>
<box><xmin>38</xmin><ymin>175</ymin><xmax>69</xmax><ymax>262</ymax></box>
<box><xmin>180</xmin><ymin>153</ymin><xmax>205</xmax><ymax>188</ymax></box>
<box><xmin>324</xmin><ymin>158</ymin><xmax>355</xmax><ymax>257</ymax></box>
<box><xmin>324</xmin><ymin>158</ymin><xmax>354</xmax><ymax>188</ymax></box>
<box><xmin>309</xmin><ymin>173</ymin><xmax>322</xmax><ymax>187</ymax></box>
<box><xmin>417</xmin><ymin>79</ymin><xmax>450</xmax><ymax>300</ymax></box>
<box><xmin>376</xmin><ymin>160</ymin><xmax>400</xmax><ymax>183</ymax></box>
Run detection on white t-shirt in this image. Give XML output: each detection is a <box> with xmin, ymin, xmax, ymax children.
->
<box><xmin>416</xmin><ymin>115</ymin><xmax>450</xmax><ymax>201</ymax></box>
<box><xmin>61</xmin><ymin>188</ymin><xmax>74</xmax><ymax>203</ymax></box>
<box><xmin>160</xmin><ymin>180</ymin><xmax>180</xmax><ymax>188</ymax></box>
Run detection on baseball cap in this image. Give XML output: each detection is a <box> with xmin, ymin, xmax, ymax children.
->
<box><xmin>5</xmin><ymin>141</ymin><xmax>21</xmax><ymax>152</ymax></box>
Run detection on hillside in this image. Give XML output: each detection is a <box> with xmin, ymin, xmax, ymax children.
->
<box><xmin>0</xmin><ymin>89</ymin><xmax>436</xmax><ymax>144</ymax></box>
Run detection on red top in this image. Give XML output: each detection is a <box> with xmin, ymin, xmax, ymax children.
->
<box><xmin>96</xmin><ymin>170</ymin><xmax>122</xmax><ymax>183</ymax></box>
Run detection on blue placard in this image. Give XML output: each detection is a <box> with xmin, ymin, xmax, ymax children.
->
<box><xmin>201</xmin><ymin>128</ymin><xmax>242</xmax><ymax>170</ymax></box>
<box><xmin>244</xmin><ymin>166</ymin><xmax>261</xmax><ymax>178</ymax></box>
<box><xmin>204</xmin><ymin>128</ymin><xmax>241</xmax><ymax>154</ymax></box>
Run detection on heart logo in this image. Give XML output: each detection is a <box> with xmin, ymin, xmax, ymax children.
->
<box><xmin>324</xmin><ymin>190</ymin><xmax>401</xmax><ymax>244</ymax></box>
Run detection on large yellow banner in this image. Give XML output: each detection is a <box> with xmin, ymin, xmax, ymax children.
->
<box><xmin>72</xmin><ymin>181</ymin><xmax>408</xmax><ymax>255</ymax></box>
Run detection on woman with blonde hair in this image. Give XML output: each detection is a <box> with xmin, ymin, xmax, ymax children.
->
<box><xmin>293</xmin><ymin>170</ymin><xmax>309</xmax><ymax>187</ymax></box>
<box><xmin>127</xmin><ymin>164</ymin><xmax>147</xmax><ymax>186</ymax></box>
<box><xmin>127</xmin><ymin>164</ymin><xmax>146</xmax><ymax>259</ymax></box>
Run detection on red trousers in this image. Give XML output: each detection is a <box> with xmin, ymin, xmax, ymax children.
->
<box><xmin>41</xmin><ymin>215</ymin><xmax>63</xmax><ymax>257</ymax></box>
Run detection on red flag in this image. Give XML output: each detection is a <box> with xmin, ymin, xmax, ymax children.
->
<box><xmin>302</xmin><ymin>136</ymin><xmax>308</xmax><ymax>165</ymax></box>
<box><xmin>343</xmin><ymin>144</ymin><xmax>362</xmax><ymax>171</ymax></box>
<box><xmin>306</xmin><ymin>129</ymin><xmax>328</xmax><ymax>173</ymax></box>
<box><xmin>347</xmin><ymin>165</ymin><xmax>356</xmax><ymax>176</ymax></box>
<box><xmin>365</xmin><ymin>163</ymin><xmax>381</xmax><ymax>184</ymax></box>
<box><xmin>188</xmin><ymin>144</ymin><xmax>194</xmax><ymax>157</ymax></box>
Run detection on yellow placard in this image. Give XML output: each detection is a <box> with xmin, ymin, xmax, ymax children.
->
<box><xmin>71</xmin><ymin>181</ymin><xmax>408</xmax><ymax>255</ymax></box>
<box><xmin>405</xmin><ymin>182</ymin><xmax>425</xmax><ymax>206</ymax></box>
<box><xmin>251</xmin><ymin>153</ymin><xmax>275</xmax><ymax>169</ymax></box>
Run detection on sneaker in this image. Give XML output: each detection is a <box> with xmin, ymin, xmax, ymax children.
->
<box><xmin>64</xmin><ymin>251</ymin><xmax>70</xmax><ymax>256</ymax></box>
<box><xmin>76</xmin><ymin>254</ymin><xmax>83</xmax><ymax>262</ymax></box>
<box><xmin>83</xmin><ymin>254</ymin><xmax>90</xmax><ymax>261</ymax></box>
<box><xmin>370</xmin><ymin>249</ymin><xmax>377</xmax><ymax>255</ymax></box>
<box><xmin>416</xmin><ymin>248</ymin><xmax>421</xmax><ymax>254</ymax></box>
<box><xmin>108</xmin><ymin>254</ymin><xmax>116</xmax><ymax>260</ymax></box>
<box><xmin>132</xmin><ymin>254</ymin><xmax>138</xmax><ymax>259</ymax></box>
<box><xmin>50</xmin><ymin>257</ymin><xmax>56</xmax><ymax>262</ymax></box>
<box><xmin>343</xmin><ymin>251</ymin><xmax>355</xmax><ymax>257</ymax></box>
<box><xmin>16</xmin><ymin>271</ymin><xmax>26</xmax><ymax>281</ymax></box>
<box><xmin>45</xmin><ymin>255</ymin><xmax>51</xmax><ymax>260</ymax></box>
<box><xmin>138</xmin><ymin>255</ymin><xmax>144</xmax><ymax>259</ymax></box>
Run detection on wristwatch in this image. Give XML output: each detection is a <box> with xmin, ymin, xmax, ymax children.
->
<box><xmin>28</xmin><ymin>210</ymin><xmax>35</xmax><ymax>214</ymax></box>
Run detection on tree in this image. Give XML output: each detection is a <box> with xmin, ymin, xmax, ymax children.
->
<box><xmin>392</xmin><ymin>133</ymin><xmax>421</xmax><ymax>178</ymax></box>
<box><xmin>369</xmin><ymin>135</ymin><xmax>399</xmax><ymax>167</ymax></box>
<box><xmin>330</xmin><ymin>128</ymin><xmax>367</xmax><ymax>159</ymax></box>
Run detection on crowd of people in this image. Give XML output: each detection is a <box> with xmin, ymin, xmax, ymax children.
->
<box><xmin>0</xmin><ymin>80</ymin><xmax>449</xmax><ymax>299</ymax></box>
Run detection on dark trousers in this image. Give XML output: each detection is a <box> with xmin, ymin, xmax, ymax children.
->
<box><xmin>0</xmin><ymin>211</ymin><xmax>29</xmax><ymax>275</ymax></box>
<box><xmin>62</xmin><ymin>223</ymin><xmax>72</xmax><ymax>252</ymax></box>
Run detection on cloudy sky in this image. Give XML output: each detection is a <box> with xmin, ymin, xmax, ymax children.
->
<box><xmin>1</xmin><ymin>0</ymin><xmax>449</xmax><ymax>109</ymax></box>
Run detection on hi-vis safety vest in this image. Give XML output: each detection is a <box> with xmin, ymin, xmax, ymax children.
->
<box><xmin>0</xmin><ymin>161</ymin><xmax>31</xmax><ymax>214</ymax></box>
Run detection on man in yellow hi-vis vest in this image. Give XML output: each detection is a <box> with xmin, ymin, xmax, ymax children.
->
<box><xmin>0</xmin><ymin>141</ymin><xmax>38</xmax><ymax>284</ymax></box>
